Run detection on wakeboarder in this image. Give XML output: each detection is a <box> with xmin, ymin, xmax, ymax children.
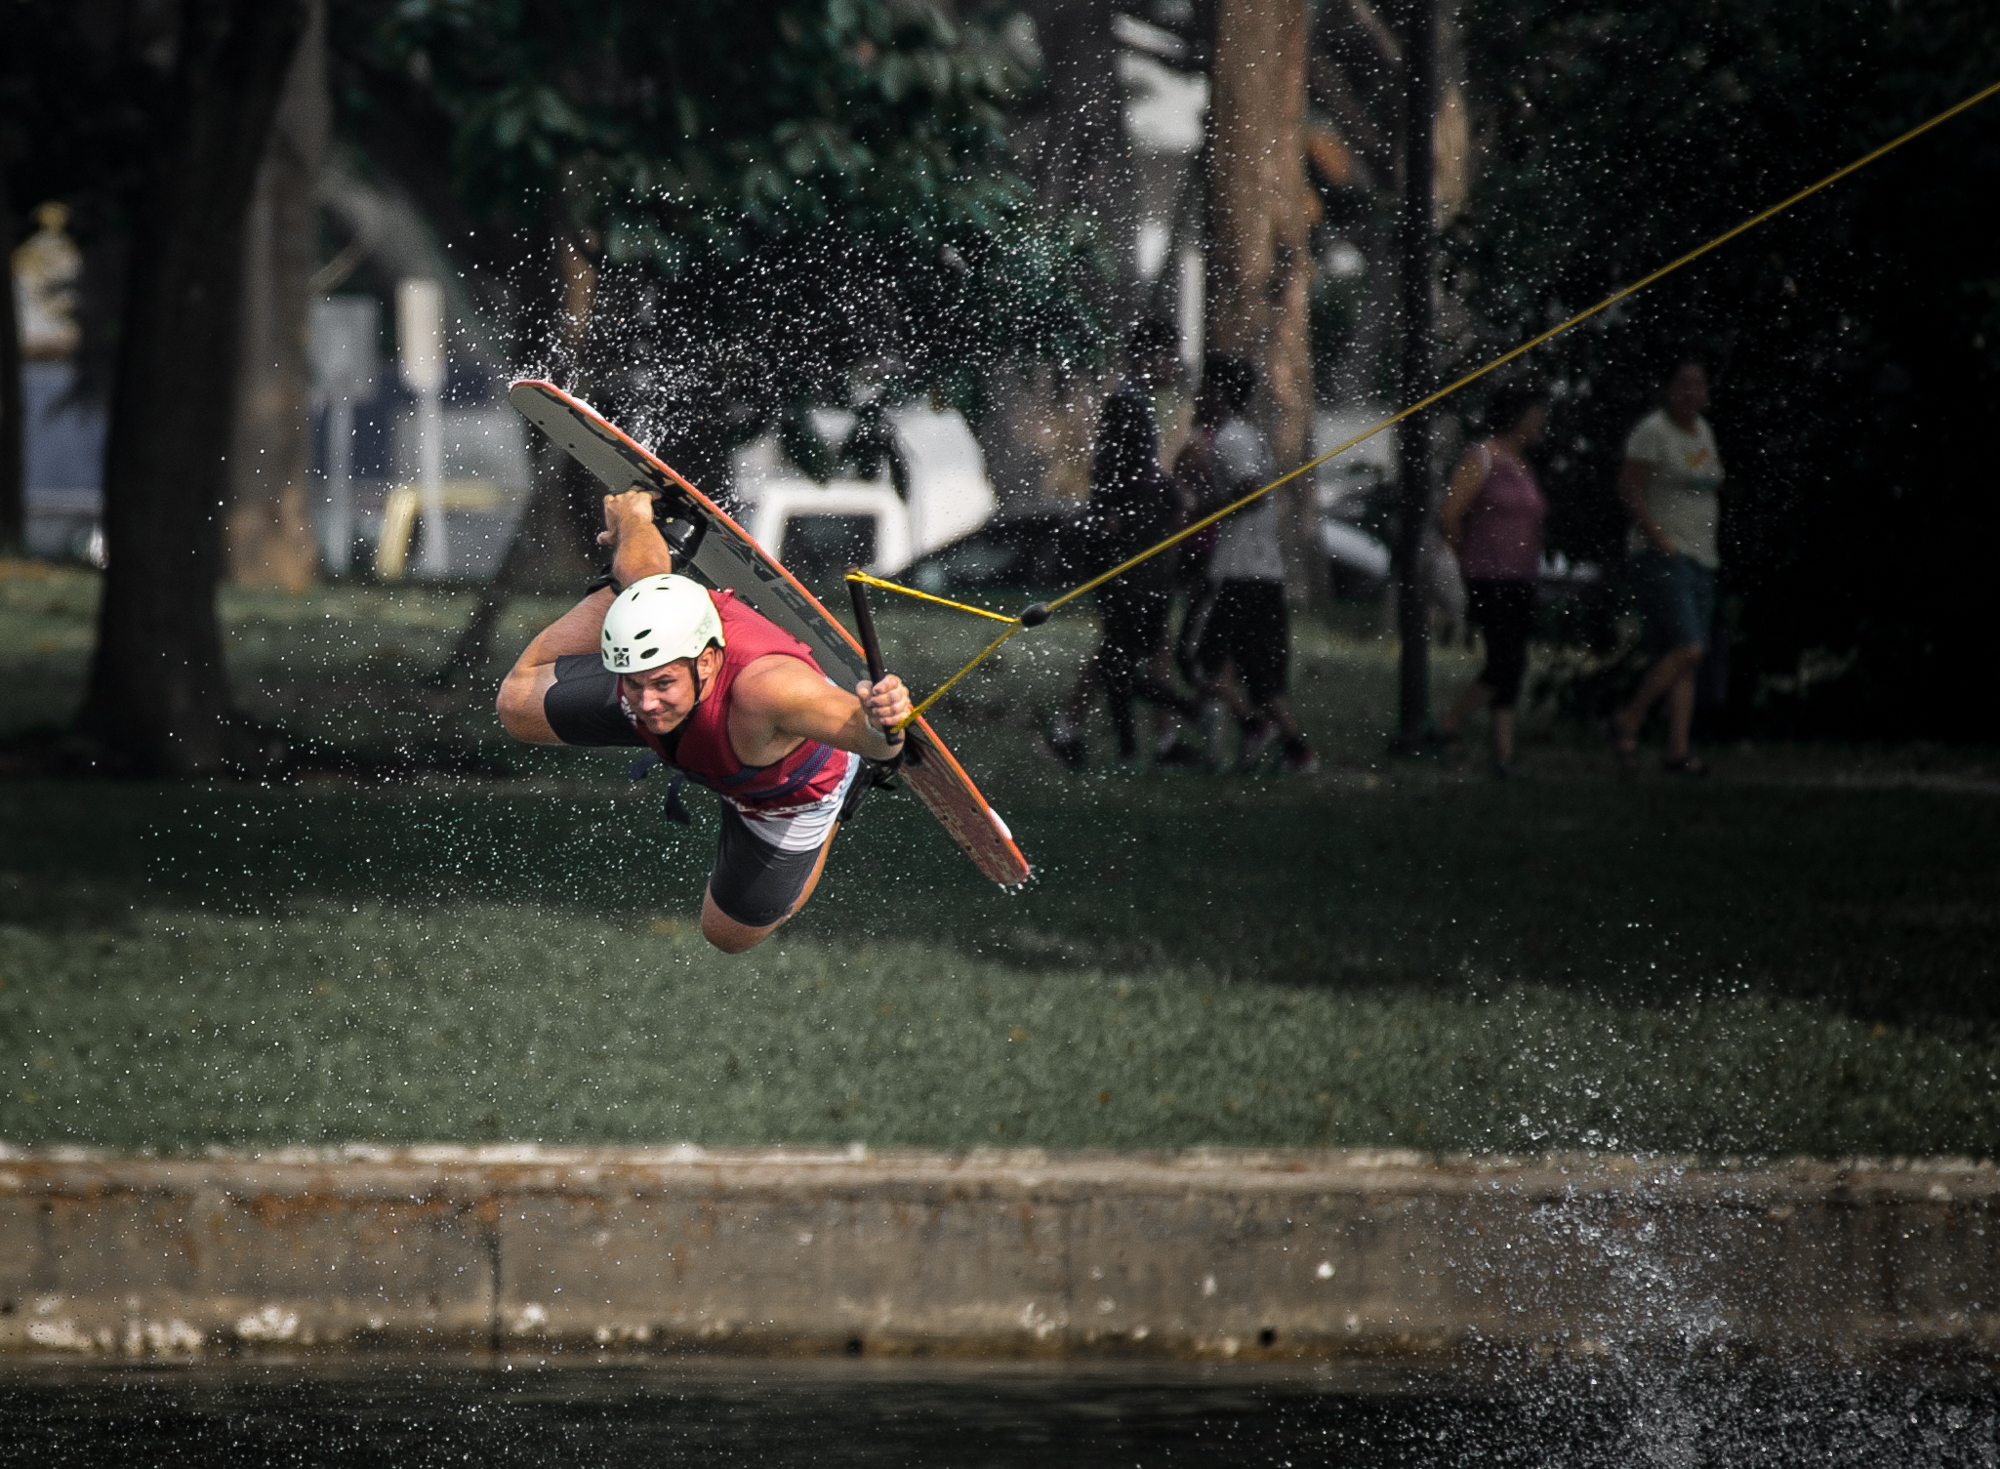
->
<box><xmin>496</xmin><ymin>488</ymin><xmax>911</xmax><ymax>952</ymax></box>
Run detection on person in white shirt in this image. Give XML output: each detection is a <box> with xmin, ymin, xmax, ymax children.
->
<box><xmin>1610</xmin><ymin>360</ymin><xmax>1724</xmax><ymax>776</ymax></box>
<box><xmin>1183</xmin><ymin>354</ymin><xmax>1318</xmax><ymax>774</ymax></box>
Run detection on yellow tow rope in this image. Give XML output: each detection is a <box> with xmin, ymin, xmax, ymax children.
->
<box><xmin>856</xmin><ymin>76</ymin><xmax>2000</xmax><ymax>730</ymax></box>
<box><xmin>844</xmin><ymin>569</ymin><xmax>1016</xmax><ymax>625</ymax></box>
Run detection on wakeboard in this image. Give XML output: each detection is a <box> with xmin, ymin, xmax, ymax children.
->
<box><xmin>508</xmin><ymin>379</ymin><xmax>1031</xmax><ymax>886</ymax></box>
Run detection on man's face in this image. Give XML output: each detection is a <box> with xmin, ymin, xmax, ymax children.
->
<box><xmin>621</xmin><ymin>649</ymin><xmax>718</xmax><ymax>734</ymax></box>
<box><xmin>1135</xmin><ymin>346</ymin><xmax>1178</xmax><ymax>392</ymax></box>
<box><xmin>1667</xmin><ymin>364</ymin><xmax>1709</xmax><ymax>421</ymax></box>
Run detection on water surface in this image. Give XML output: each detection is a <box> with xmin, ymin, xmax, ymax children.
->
<box><xmin>3</xmin><ymin>1357</ymin><xmax>1997</xmax><ymax>1466</ymax></box>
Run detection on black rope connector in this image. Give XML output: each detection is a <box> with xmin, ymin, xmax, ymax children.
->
<box><xmin>1018</xmin><ymin>602</ymin><xmax>1050</xmax><ymax>628</ymax></box>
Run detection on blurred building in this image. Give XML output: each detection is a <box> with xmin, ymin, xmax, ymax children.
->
<box><xmin>730</xmin><ymin>401</ymin><xmax>999</xmax><ymax>589</ymax></box>
<box><xmin>305</xmin><ymin>283</ymin><xmax>531</xmax><ymax>582</ymax></box>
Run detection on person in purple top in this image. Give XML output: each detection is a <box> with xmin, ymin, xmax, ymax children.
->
<box><xmin>1434</xmin><ymin>380</ymin><xmax>1550</xmax><ymax>776</ymax></box>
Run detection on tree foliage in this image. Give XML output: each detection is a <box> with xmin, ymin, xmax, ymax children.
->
<box><xmin>335</xmin><ymin>0</ymin><xmax>1106</xmax><ymax>483</ymax></box>
<box><xmin>1455</xmin><ymin>0</ymin><xmax>2000</xmax><ymax>734</ymax></box>
<box><xmin>0</xmin><ymin>2</ymin><xmax>170</xmax><ymax>218</ymax></box>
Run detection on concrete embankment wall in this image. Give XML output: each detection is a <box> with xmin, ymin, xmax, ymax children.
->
<box><xmin>3</xmin><ymin>1147</ymin><xmax>1996</xmax><ymax>1362</ymax></box>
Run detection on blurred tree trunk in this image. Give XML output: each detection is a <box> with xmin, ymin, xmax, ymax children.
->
<box><xmin>1207</xmin><ymin>0</ymin><xmax>1323</xmax><ymax>603</ymax></box>
<box><xmin>973</xmin><ymin>0</ymin><xmax>1132</xmax><ymax>510</ymax></box>
<box><xmin>1393</xmin><ymin>0</ymin><xmax>1436</xmax><ymax>744</ymax></box>
<box><xmin>226</xmin><ymin>0</ymin><xmax>326</xmax><ymax>590</ymax></box>
<box><xmin>0</xmin><ymin>166</ymin><xmax>22</xmax><ymax>553</ymax></box>
<box><xmin>1018</xmin><ymin>0</ymin><xmax>1138</xmax><ymax>315</ymax></box>
<box><xmin>77</xmin><ymin>0</ymin><xmax>311</xmax><ymax>774</ymax></box>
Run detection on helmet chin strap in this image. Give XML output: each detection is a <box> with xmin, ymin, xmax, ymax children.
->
<box><xmin>686</xmin><ymin>651</ymin><xmax>714</xmax><ymax>715</ymax></box>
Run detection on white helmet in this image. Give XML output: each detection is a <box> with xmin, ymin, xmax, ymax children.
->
<box><xmin>600</xmin><ymin>574</ymin><xmax>725</xmax><ymax>674</ymax></box>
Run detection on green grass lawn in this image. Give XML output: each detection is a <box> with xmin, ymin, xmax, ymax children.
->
<box><xmin>2</xmin><ymin>560</ymin><xmax>1998</xmax><ymax>1157</ymax></box>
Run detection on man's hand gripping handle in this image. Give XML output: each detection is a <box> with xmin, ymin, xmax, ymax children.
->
<box><xmin>848</xmin><ymin>574</ymin><xmax>908</xmax><ymax>763</ymax></box>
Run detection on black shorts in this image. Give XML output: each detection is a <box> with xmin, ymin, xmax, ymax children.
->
<box><xmin>708</xmin><ymin>806</ymin><xmax>828</xmax><ymax>927</ymax></box>
<box><xmin>1195</xmin><ymin>579</ymin><xmax>1290</xmax><ymax>707</ymax></box>
<box><xmin>1464</xmin><ymin>578</ymin><xmax>1536</xmax><ymax>708</ymax></box>
<box><xmin>542</xmin><ymin>654</ymin><xmax>645</xmax><ymax>747</ymax></box>
<box><xmin>1097</xmin><ymin>581</ymin><xmax>1171</xmax><ymax>672</ymax></box>
<box><xmin>541</xmin><ymin>654</ymin><xmax>843</xmax><ymax>928</ymax></box>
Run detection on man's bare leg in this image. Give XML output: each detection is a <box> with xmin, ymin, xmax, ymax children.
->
<box><xmin>1208</xmin><ymin>660</ymin><xmax>1252</xmax><ymax>722</ymax></box>
<box><xmin>1662</xmin><ymin>663</ymin><xmax>1698</xmax><ymax>762</ymax></box>
<box><xmin>1262</xmin><ymin>692</ymin><xmax>1306</xmax><ymax>744</ymax></box>
<box><xmin>1613</xmin><ymin>644</ymin><xmax>1702</xmax><ymax>752</ymax></box>
<box><xmin>699</xmin><ymin>826</ymin><xmax>841</xmax><ymax>953</ymax></box>
<box><xmin>1143</xmin><ymin>646</ymin><xmax>1200</xmax><ymax>754</ymax></box>
<box><xmin>1060</xmin><ymin>657</ymin><xmax>1098</xmax><ymax>726</ymax></box>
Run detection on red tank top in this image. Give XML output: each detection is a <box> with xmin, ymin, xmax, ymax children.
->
<box><xmin>625</xmin><ymin>590</ymin><xmax>851</xmax><ymax>815</ymax></box>
<box><xmin>1458</xmin><ymin>441</ymin><xmax>1546</xmax><ymax>582</ymax></box>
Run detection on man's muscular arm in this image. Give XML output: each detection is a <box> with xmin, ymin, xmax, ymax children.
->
<box><xmin>728</xmin><ymin>656</ymin><xmax>913</xmax><ymax>766</ymax></box>
<box><xmin>595</xmin><ymin>488</ymin><xmax>675</xmax><ymax>585</ymax></box>
<box><xmin>495</xmin><ymin>489</ymin><xmax>673</xmax><ymax>742</ymax></box>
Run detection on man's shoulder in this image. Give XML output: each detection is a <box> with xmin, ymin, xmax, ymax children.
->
<box><xmin>1215</xmin><ymin>413</ymin><xmax>1263</xmax><ymax>443</ymax></box>
<box><xmin>729</xmin><ymin>650</ymin><xmax>823</xmax><ymax>710</ymax></box>
<box><xmin>1624</xmin><ymin>409</ymin><xmax>1671</xmax><ymax>459</ymax></box>
<box><xmin>1213</xmin><ymin>415</ymin><xmax>1272</xmax><ymax>478</ymax></box>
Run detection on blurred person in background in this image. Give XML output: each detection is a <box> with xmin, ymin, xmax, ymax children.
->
<box><xmin>1184</xmin><ymin>353</ymin><xmax>1318</xmax><ymax>775</ymax></box>
<box><xmin>1610</xmin><ymin>360</ymin><xmax>1724</xmax><ymax>776</ymax></box>
<box><xmin>1170</xmin><ymin>378</ymin><xmax>1221</xmax><ymax>705</ymax></box>
<box><xmin>1434</xmin><ymin>380</ymin><xmax>1550</xmax><ymax>777</ymax></box>
<box><xmin>1044</xmin><ymin>320</ymin><xmax>1203</xmax><ymax>771</ymax></box>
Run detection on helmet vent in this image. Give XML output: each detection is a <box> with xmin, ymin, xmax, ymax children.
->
<box><xmin>597</xmin><ymin>572</ymin><xmax>723</xmax><ymax>675</ymax></box>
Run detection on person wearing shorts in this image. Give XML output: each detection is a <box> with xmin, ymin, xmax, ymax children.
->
<box><xmin>496</xmin><ymin>488</ymin><xmax>911</xmax><ymax>952</ymax></box>
<box><xmin>1188</xmin><ymin>353</ymin><xmax>1317</xmax><ymax>775</ymax></box>
<box><xmin>1611</xmin><ymin>360</ymin><xmax>1724</xmax><ymax>775</ymax></box>
<box><xmin>1435</xmin><ymin>380</ymin><xmax>1549</xmax><ymax>776</ymax></box>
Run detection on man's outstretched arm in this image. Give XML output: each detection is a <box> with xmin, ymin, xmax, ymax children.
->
<box><xmin>733</xmin><ymin>656</ymin><xmax>913</xmax><ymax>763</ymax></box>
<box><xmin>495</xmin><ymin>490</ymin><xmax>672</xmax><ymax>742</ymax></box>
